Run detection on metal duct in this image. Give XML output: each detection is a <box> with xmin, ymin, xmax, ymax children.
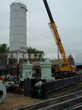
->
<box><xmin>0</xmin><ymin>82</ymin><xmax>6</xmax><ymax>104</ymax></box>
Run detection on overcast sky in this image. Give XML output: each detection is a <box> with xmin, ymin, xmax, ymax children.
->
<box><xmin>0</xmin><ymin>0</ymin><xmax>82</xmax><ymax>63</ymax></box>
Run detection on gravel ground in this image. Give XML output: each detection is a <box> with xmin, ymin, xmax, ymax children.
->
<box><xmin>0</xmin><ymin>83</ymin><xmax>82</xmax><ymax>110</ymax></box>
<box><xmin>0</xmin><ymin>94</ymin><xmax>40</xmax><ymax>110</ymax></box>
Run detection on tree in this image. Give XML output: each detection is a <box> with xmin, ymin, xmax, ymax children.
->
<box><xmin>68</xmin><ymin>54</ymin><xmax>75</xmax><ymax>65</ymax></box>
<box><xmin>0</xmin><ymin>43</ymin><xmax>44</xmax><ymax>57</ymax></box>
<box><xmin>27</xmin><ymin>47</ymin><xmax>44</xmax><ymax>58</ymax></box>
<box><xmin>0</xmin><ymin>43</ymin><xmax>9</xmax><ymax>53</ymax></box>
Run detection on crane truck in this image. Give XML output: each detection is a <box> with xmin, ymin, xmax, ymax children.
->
<box><xmin>43</xmin><ymin>0</ymin><xmax>76</xmax><ymax>77</ymax></box>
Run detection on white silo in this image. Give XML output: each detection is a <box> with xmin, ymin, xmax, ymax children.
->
<box><xmin>9</xmin><ymin>2</ymin><xmax>27</xmax><ymax>52</ymax></box>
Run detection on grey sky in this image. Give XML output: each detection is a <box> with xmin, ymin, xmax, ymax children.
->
<box><xmin>0</xmin><ymin>0</ymin><xmax>82</xmax><ymax>63</ymax></box>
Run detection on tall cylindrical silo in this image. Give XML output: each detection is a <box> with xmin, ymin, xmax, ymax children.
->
<box><xmin>9</xmin><ymin>2</ymin><xmax>27</xmax><ymax>52</ymax></box>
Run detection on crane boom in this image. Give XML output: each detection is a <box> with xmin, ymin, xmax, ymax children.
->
<box><xmin>43</xmin><ymin>0</ymin><xmax>76</xmax><ymax>72</ymax></box>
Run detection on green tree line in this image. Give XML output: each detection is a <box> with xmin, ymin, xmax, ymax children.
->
<box><xmin>0</xmin><ymin>43</ymin><xmax>44</xmax><ymax>58</ymax></box>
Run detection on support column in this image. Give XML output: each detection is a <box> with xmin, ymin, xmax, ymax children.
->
<box><xmin>40</xmin><ymin>59</ymin><xmax>55</xmax><ymax>81</ymax></box>
<box><xmin>20</xmin><ymin>61</ymin><xmax>33</xmax><ymax>81</ymax></box>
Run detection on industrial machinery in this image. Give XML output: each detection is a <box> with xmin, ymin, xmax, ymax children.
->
<box><xmin>43</xmin><ymin>0</ymin><xmax>76</xmax><ymax>76</ymax></box>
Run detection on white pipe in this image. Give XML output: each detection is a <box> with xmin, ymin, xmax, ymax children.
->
<box><xmin>0</xmin><ymin>82</ymin><xmax>6</xmax><ymax>104</ymax></box>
